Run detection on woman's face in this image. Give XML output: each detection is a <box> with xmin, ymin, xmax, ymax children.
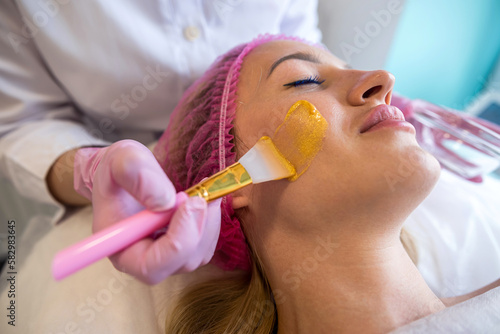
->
<box><xmin>233</xmin><ymin>40</ymin><xmax>440</xmax><ymax>240</ymax></box>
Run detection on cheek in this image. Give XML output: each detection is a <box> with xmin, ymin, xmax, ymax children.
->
<box><xmin>234</xmin><ymin>99</ymin><xmax>287</xmax><ymax>151</ymax></box>
<box><xmin>344</xmin><ymin>133</ymin><xmax>441</xmax><ymax>198</ymax></box>
<box><xmin>290</xmin><ymin>130</ymin><xmax>440</xmax><ymax>203</ymax></box>
<box><xmin>249</xmin><ymin>177</ymin><xmax>326</xmax><ymax>234</ymax></box>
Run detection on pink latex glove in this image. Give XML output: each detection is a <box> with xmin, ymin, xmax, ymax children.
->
<box><xmin>73</xmin><ymin>139</ymin><xmax>221</xmax><ymax>284</ymax></box>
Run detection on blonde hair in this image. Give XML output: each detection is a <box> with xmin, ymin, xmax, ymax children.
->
<box><xmin>401</xmin><ymin>228</ymin><xmax>419</xmax><ymax>265</ymax></box>
<box><xmin>165</xmin><ymin>229</ymin><xmax>418</xmax><ymax>333</ymax></box>
<box><xmin>164</xmin><ymin>248</ymin><xmax>276</xmax><ymax>334</ymax></box>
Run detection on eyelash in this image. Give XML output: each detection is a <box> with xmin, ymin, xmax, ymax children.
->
<box><xmin>283</xmin><ymin>75</ymin><xmax>325</xmax><ymax>87</ymax></box>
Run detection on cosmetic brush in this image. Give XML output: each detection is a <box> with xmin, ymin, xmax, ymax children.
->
<box><xmin>52</xmin><ymin>100</ymin><xmax>327</xmax><ymax>280</ymax></box>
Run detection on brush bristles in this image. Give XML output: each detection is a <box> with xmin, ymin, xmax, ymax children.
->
<box><xmin>239</xmin><ymin>136</ymin><xmax>296</xmax><ymax>183</ymax></box>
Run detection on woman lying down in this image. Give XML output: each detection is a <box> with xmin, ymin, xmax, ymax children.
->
<box><xmin>154</xmin><ymin>34</ymin><xmax>500</xmax><ymax>333</ymax></box>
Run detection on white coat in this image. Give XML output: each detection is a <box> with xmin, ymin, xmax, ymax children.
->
<box><xmin>0</xmin><ymin>0</ymin><xmax>321</xmax><ymax>215</ymax></box>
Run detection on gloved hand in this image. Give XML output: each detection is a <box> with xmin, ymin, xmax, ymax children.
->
<box><xmin>73</xmin><ymin>139</ymin><xmax>221</xmax><ymax>284</ymax></box>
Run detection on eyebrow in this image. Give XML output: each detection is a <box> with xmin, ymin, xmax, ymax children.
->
<box><xmin>267</xmin><ymin>52</ymin><xmax>322</xmax><ymax>79</ymax></box>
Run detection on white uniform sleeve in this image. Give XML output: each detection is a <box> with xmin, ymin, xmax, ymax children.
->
<box><xmin>280</xmin><ymin>0</ymin><xmax>322</xmax><ymax>43</ymax></box>
<box><xmin>0</xmin><ymin>1</ymin><xmax>109</xmax><ymax>206</ymax></box>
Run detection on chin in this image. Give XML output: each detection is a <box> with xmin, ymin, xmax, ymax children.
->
<box><xmin>383</xmin><ymin>146</ymin><xmax>441</xmax><ymax>209</ymax></box>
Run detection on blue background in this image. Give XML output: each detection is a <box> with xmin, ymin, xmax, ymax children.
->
<box><xmin>384</xmin><ymin>0</ymin><xmax>500</xmax><ymax>110</ymax></box>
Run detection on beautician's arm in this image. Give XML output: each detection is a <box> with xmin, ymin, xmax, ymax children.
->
<box><xmin>441</xmin><ymin>278</ymin><xmax>500</xmax><ymax>306</ymax></box>
<box><xmin>46</xmin><ymin>148</ymin><xmax>91</xmax><ymax>206</ymax></box>
<box><xmin>0</xmin><ymin>1</ymin><xmax>109</xmax><ymax>206</ymax></box>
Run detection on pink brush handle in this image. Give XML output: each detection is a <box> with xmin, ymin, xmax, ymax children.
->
<box><xmin>52</xmin><ymin>192</ymin><xmax>187</xmax><ymax>281</ymax></box>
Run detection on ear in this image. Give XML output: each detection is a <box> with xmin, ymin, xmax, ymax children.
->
<box><xmin>231</xmin><ymin>191</ymin><xmax>250</xmax><ymax>210</ymax></box>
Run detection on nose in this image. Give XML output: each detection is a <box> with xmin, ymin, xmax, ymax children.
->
<box><xmin>346</xmin><ymin>70</ymin><xmax>395</xmax><ymax>106</ymax></box>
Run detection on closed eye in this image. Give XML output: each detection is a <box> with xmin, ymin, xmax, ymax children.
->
<box><xmin>283</xmin><ymin>75</ymin><xmax>325</xmax><ymax>87</ymax></box>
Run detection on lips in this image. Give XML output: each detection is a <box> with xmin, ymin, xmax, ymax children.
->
<box><xmin>359</xmin><ymin>104</ymin><xmax>406</xmax><ymax>133</ymax></box>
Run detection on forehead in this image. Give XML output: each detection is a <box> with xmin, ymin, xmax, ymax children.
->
<box><xmin>242</xmin><ymin>40</ymin><xmax>344</xmax><ymax>72</ymax></box>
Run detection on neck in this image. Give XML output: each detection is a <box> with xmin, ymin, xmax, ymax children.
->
<box><xmin>270</xmin><ymin>231</ymin><xmax>444</xmax><ymax>334</ymax></box>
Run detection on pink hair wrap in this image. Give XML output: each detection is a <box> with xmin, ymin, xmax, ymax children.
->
<box><xmin>154</xmin><ymin>34</ymin><xmax>312</xmax><ymax>271</ymax></box>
